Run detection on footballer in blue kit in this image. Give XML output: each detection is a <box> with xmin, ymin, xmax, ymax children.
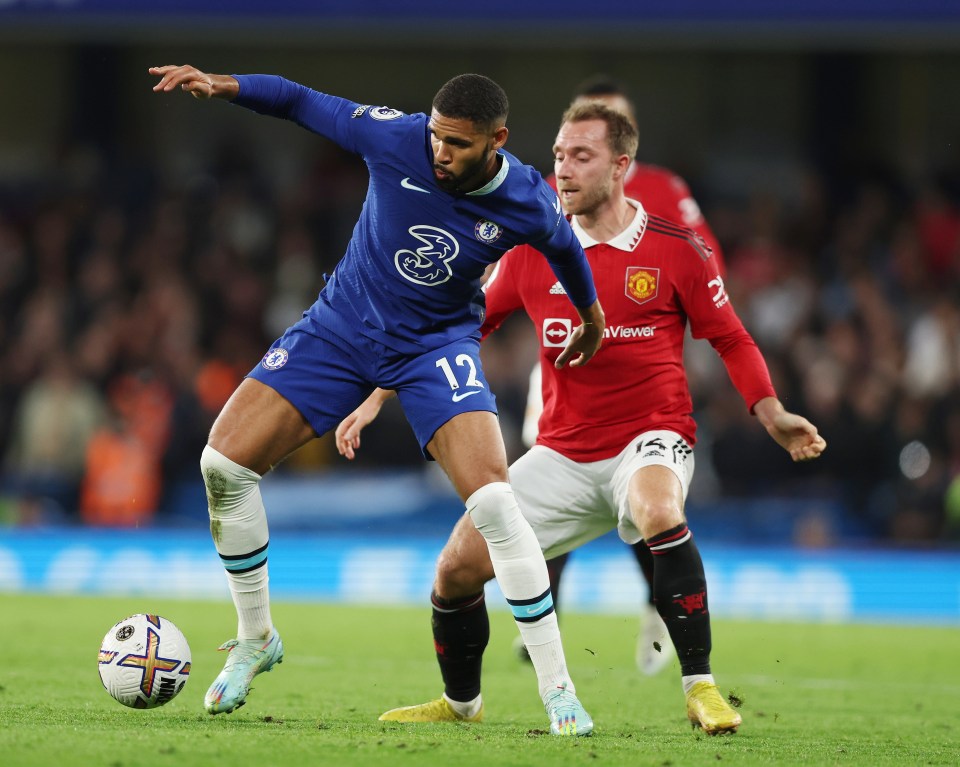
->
<box><xmin>225</xmin><ymin>73</ymin><xmax>596</xmax><ymax>450</ymax></box>
<box><xmin>150</xmin><ymin>64</ymin><xmax>605</xmax><ymax>735</ymax></box>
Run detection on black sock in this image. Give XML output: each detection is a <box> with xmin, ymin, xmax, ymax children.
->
<box><xmin>431</xmin><ymin>590</ymin><xmax>489</xmax><ymax>702</ymax></box>
<box><xmin>647</xmin><ymin>524</ymin><xmax>712</xmax><ymax>676</ymax></box>
<box><xmin>546</xmin><ymin>552</ymin><xmax>569</xmax><ymax>618</ymax></box>
<box><xmin>629</xmin><ymin>540</ymin><xmax>656</xmax><ymax>606</ymax></box>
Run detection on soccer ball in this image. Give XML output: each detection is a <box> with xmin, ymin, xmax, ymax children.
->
<box><xmin>97</xmin><ymin>614</ymin><xmax>192</xmax><ymax>709</ymax></box>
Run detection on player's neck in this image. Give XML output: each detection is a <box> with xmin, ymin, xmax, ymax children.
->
<box><xmin>461</xmin><ymin>153</ymin><xmax>503</xmax><ymax>194</ymax></box>
<box><xmin>574</xmin><ymin>192</ymin><xmax>634</xmax><ymax>244</ymax></box>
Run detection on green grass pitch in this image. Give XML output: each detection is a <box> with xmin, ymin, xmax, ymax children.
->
<box><xmin>0</xmin><ymin>593</ymin><xmax>955</xmax><ymax>766</ymax></box>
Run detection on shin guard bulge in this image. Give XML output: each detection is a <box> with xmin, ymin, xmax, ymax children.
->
<box><xmin>201</xmin><ymin>445</ymin><xmax>273</xmax><ymax>640</ymax></box>
<box><xmin>468</xmin><ymin>482</ymin><xmax>573</xmax><ymax>697</ymax></box>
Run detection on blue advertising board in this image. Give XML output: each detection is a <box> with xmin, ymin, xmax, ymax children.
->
<box><xmin>2</xmin><ymin>528</ymin><xmax>958</xmax><ymax>625</ymax></box>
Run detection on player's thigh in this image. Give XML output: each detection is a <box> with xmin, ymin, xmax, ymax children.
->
<box><xmin>219</xmin><ymin>325</ymin><xmax>376</xmax><ymax>474</ymax></box>
<box><xmin>611</xmin><ymin>430</ymin><xmax>695</xmax><ymax>541</ymax></box>
<box><xmin>208</xmin><ymin>378</ymin><xmax>316</xmax><ymax>475</ymax></box>
<box><xmin>509</xmin><ymin>445</ymin><xmax>615</xmax><ymax>560</ymax></box>
<box><xmin>386</xmin><ymin>337</ymin><xmax>504</xmax><ymax>499</ymax></box>
<box><xmin>428</xmin><ymin>411</ymin><xmax>509</xmax><ymax>500</ymax></box>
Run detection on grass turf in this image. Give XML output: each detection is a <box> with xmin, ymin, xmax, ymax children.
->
<box><xmin>0</xmin><ymin>593</ymin><xmax>956</xmax><ymax>766</ymax></box>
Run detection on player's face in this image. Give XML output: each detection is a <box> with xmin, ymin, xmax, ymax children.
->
<box><xmin>429</xmin><ymin>110</ymin><xmax>508</xmax><ymax>193</ymax></box>
<box><xmin>553</xmin><ymin>119</ymin><xmax>621</xmax><ymax>216</ymax></box>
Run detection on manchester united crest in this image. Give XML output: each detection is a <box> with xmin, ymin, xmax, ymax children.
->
<box><xmin>625</xmin><ymin>267</ymin><xmax>659</xmax><ymax>306</ymax></box>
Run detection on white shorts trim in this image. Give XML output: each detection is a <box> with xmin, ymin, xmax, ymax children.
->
<box><xmin>509</xmin><ymin>430</ymin><xmax>694</xmax><ymax>559</ymax></box>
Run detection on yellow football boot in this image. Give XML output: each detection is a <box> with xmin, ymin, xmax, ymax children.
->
<box><xmin>685</xmin><ymin>681</ymin><xmax>742</xmax><ymax>735</ymax></box>
<box><xmin>379</xmin><ymin>697</ymin><xmax>483</xmax><ymax>723</ymax></box>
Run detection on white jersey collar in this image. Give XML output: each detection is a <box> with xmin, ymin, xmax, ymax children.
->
<box><xmin>570</xmin><ymin>198</ymin><xmax>647</xmax><ymax>252</ymax></box>
<box><xmin>467</xmin><ymin>153</ymin><xmax>509</xmax><ymax>196</ymax></box>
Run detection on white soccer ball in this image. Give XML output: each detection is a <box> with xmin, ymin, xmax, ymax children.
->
<box><xmin>97</xmin><ymin>614</ymin><xmax>192</xmax><ymax>709</ymax></box>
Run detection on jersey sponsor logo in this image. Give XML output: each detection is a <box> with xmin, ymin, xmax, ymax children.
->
<box><xmin>351</xmin><ymin>104</ymin><xmax>370</xmax><ymax>118</ymax></box>
<box><xmin>451</xmin><ymin>389</ymin><xmax>482</xmax><ymax>403</ymax></box>
<box><xmin>708</xmin><ymin>274</ymin><xmax>729</xmax><ymax>308</ymax></box>
<box><xmin>542</xmin><ymin>317</ymin><xmax>571</xmax><ymax>347</ymax></box>
<box><xmin>395</xmin><ymin>225</ymin><xmax>459</xmax><ymax>286</ymax></box>
<box><xmin>369</xmin><ymin>106</ymin><xmax>404</xmax><ymax>121</ymax></box>
<box><xmin>625</xmin><ymin>266</ymin><xmax>659</xmax><ymax>306</ymax></box>
<box><xmin>261</xmin><ymin>347</ymin><xmax>289</xmax><ymax>370</ymax></box>
<box><xmin>401</xmin><ymin>177</ymin><xmax>431</xmax><ymax>194</ymax></box>
<box><xmin>604</xmin><ymin>325</ymin><xmax>656</xmax><ymax>339</ymax></box>
<box><xmin>474</xmin><ymin>219</ymin><xmax>503</xmax><ymax>244</ymax></box>
<box><xmin>548</xmin><ymin>281</ymin><xmax>567</xmax><ymax>295</ymax></box>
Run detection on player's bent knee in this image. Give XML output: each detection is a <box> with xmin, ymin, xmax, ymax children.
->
<box><xmin>200</xmin><ymin>444</ymin><xmax>263</xmax><ymax>519</ymax></box>
<box><xmin>635</xmin><ymin>501</ymin><xmax>684</xmax><ymax>539</ymax></box>
<box><xmin>466</xmin><ymin>481</ymin><xmax>526</xmax><ymax>545</ymax></box>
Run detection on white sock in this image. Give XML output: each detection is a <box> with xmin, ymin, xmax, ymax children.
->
<box><xmin>467</xmin><ymin>482</ymin><xmax>573</xmax><ymax>701</ymax></box>
<box><xmin>443</xmin><ymin>693</ymin><xmax>482</xmax><ymax>718</ymax></box>
<box><xmin>228</xmin><ymin>566</ymin><xmax>273</xmax><ymax>642</ymax></box>
<box><xmin>682</xmin><ymin>673</ymin><xmax>715</xmax><ymax>695</ymax></box>
<box><xmin>523</xmin><ymin>616</ymin><xmax>576</xmax><ymax>699</ymax></box>
<box><xmin>201</xmin><ymin>445</ymin><xmax>274</xmax><ymax>641</ymax></box>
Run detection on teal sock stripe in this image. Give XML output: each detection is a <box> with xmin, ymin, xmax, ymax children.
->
<box><xmin>506</xmin><ymin>588</ymin><xmax>555</xmax><ymax>623</ymax></box>
<box><xmin>219</xmin><ymin>541</ymin><xmax>268</xmax><ymax>574</ymax></box>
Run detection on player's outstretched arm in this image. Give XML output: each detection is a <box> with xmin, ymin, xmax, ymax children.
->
<box><xmin>149</xmin><ymin>65</ymin><xmax>239</xmax><ymax>100</ymax></box>
<box><xmin>335</xmin><ymin>388</ymin><xmax>396</xmax><ymax>460</ymax></box>
<box><xmin>555</xmin><ymin>299</ymin><xmax>605</xmax><ymax>369</ymax></box>
<box><xmin>753</xmin><ymin>397</ymin><xmax>827</xmax><ymax>462</ymax></box>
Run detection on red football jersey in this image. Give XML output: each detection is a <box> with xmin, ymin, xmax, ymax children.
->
<box><xmin>547</xmin><ymin>162</ymin><xmax>724</xmax><ymax>274</ymax></box>
<box><xmin>482</xmin><ymin>202</ymin><xmax>774</xmax><ymax>462</ymax></box>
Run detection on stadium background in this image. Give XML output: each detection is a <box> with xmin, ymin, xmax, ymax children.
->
<box><xmin>0</xmin><ymin>1</ymin><xmax>959</xmax><ymax>624</ymax></box>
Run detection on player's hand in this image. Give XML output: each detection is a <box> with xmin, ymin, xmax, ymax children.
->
<box><xmin>555</xmin><ymin>321</ymin><xmax>602</xmax><ymax>368</ymax></box>
<box><xmin>754</xmin><ymin>397</ymin><xmax>827</xmax><ymax>462</ymax></box>
<box><xmin>335</xmin><ymin>389</ymin><xmax>394</xmax><ymax>460</ymax></box>
<box><xmin>148</xmin><ymin>65</ymin><xmax>238</xmax><ymax>100</ymax></box>
<box><xmin>555</xmin><ymin>299</ymin><xmax>605</xmax><ymax>369</ymax></box>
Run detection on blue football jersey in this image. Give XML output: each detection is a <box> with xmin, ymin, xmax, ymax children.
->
<box><xmin>233</xmin><ymin>74</ymin><xmax>596</xmax><ymax>355</ymax></box>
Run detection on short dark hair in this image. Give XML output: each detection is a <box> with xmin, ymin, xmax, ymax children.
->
<box><xmin>560</xmin><ymin>101</ymin><xmax>639</xmax><ymax>160</ymax></box>
<box><xmin>432</xmin><ymin>74</ymin><xmax>509</xmax><ymax>129</ymax></box>
<box><xmin>572</xmin><ymin>74</ymin><xmax>629</xmax><ymax>101</ymax></box>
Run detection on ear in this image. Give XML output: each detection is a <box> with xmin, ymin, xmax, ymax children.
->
<box><xmin>491</xmin><ymin>125</ymin><xmax>509</xmax><ymax>150</ymax></box>
<box><xmin>612</xmin><ymin>152</ymin><xmax>631</xmax><ymax>179</ymax></box>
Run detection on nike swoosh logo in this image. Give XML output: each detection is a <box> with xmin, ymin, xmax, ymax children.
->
<box><xmin>553</xmin><ymin>195</ymin><xmax>561</xmax><ymax>213</ymax></box>
<box><xmin>451</xmin><ymin>390</ymin><xmax>481</xmax><ymax>402</ymax></box>
<box><xmin>526</xmin><ymin>605</ymin><xmax>543</xmax><ymax>615</ymax></box>
<box><xmin>401</xmin><ymin>177</ymin><xmax>431</xmax><ymax>194</ymax></box>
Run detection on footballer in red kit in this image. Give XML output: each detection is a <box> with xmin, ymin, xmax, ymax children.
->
<box><xmin>482</xmin><ymin>203</ymin><xmax>765</xmax><ymax>463</ymax></box>
<box><xmin>530</xmin><ymin>76</ymin><xmax>724</xmax><ymax>679</ymax></box>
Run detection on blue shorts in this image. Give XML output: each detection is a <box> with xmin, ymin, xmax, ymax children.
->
<box><xmin>247</xmin><ymin>315</ymin><xmax>498</xmax><ymax>458</ymax></box>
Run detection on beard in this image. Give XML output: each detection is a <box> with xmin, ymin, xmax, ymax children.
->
<box><xmin>561</xmin><ymin>174</ymin><xmax>614</xmax><ymax>216</ymax></box>
<box><xmin>434</xmin><ymin>150</ymin><xmax>495</xmax><ymax>194</ymax></box>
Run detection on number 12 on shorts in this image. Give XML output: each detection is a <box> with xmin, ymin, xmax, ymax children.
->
<box><xmin>436</xmin><ymin>354</ymin><xmax>485</xmax><ymax>393</ymax></box>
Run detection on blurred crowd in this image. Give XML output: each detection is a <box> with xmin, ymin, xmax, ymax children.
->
<box><xmin>1</xmin><ymin>140</ymin><xmax>959</xmax><ymax>546</ymax></box>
